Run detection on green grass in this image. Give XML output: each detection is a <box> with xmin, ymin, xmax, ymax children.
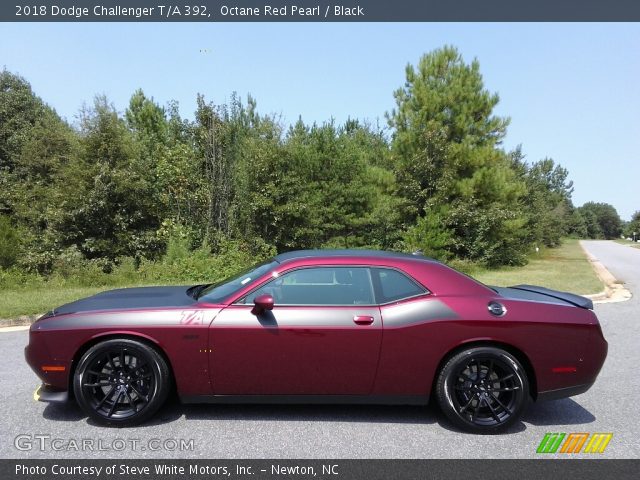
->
<box><xmin>473</xmin><ymin>239</ymin><xmax>604</xmax><ymax>295</ymax></box>
<box><xmin>0</xmin><ymin>285</ymin><xmax>134</xmax><ymax>319</ymax></box>
<box><xmin>0</xmin><ymin>245</ymin><xmax>266</xmax><ymax>319</ymax></box>
<box><xmin>614</xmin><ymin>239</ymin><xmax>640</xmax><ymax>249</ymax></box>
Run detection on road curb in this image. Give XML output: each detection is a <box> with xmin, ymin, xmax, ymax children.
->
<box><xmin>0</xmin><ymin>313</ymin><xmax>42</xmax><ymax>328</ymax></box>
<box><xmin>0</xmin><ymin>325</ymin><xmax>30</xmax><ymax>333</ymax></box>
<box><xmin>580</xmin><ymin>241</ymin><xmax>633</xmax><ymax>304</ymax></box>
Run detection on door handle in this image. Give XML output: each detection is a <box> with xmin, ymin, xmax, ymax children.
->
<box><xmin>353</xmin><ymin>315</ymin><xmax>374</xmax><ymax>325</ymax></box>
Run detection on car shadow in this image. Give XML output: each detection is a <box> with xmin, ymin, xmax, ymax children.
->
<box><xmin>434</xmin><ymin>398</ymin><xmax>595</xmax><ymax>435</ymax></box>
<box><xmin>179</xmin><ymin>401</ymin><xmax>439</xmax><ymax>426</ymax></box>
<box><xmin>522</xmin><ymin>398</ymin><xmax>596</xmax><ymax>426</ymax></box>
<box><xmin>42</xmin><ymin>397</ymin><xmax>595</xmax><ymax>432</ymax></box>
<box><xmin>434</xmin><ymin>413</ymin><xmax>528</xmax><ymax>435</ymax></box>
<box><xmin>42</xmin><ymin>400</ymin><xmax>86</xmax><ymax>422</ymax></box>
<box><xmin>42</xmin><ymin>397</ymin><xmax>439</xmax><ymax>427</ymax></box>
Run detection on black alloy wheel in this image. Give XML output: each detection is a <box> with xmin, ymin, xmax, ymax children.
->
<box><xmin>435</xmin><ymin>346</ymin><xmax>529</xmax><ymax>433</ymax></box>
<box><xmin>74</xmin><ymin>339</ymin><xmax>170</xmax><ymax>426</ymax></box>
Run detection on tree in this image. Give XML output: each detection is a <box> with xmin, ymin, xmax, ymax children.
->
<box><xmin>9</xmin><ymin>109</ymin><xmax>78</xmax><ymax>219</ymax></box>
<box><xmin>56</xmin><ymin>96</ymin><xmax>161</xmax><ymax>262</ymax></box>
<box><xmin>0</xmin><ymin>70</ymin><xmax>49</xmax><ymax>215</ymax></box>
<box><xmin>0</xmin><ymin>215</ymin><xmax>20</xmax><ymax>268</ymax></box>
<box><xmin>511</xmin><ymin>149</ymin><xmax>575</xmax><ymax>248</ymax></box>
<box><xmin>125</xmin><ymin>89</ymin><xmax>196</xmax><ymax>228</ymax></box>
<box><xmin>194</xmin><ymin>94</ymin><xmax>240</xmax><ymax>242</ymax></box>
<box><xmin>577</xmin><ymin>202</ymin><xmax>622</xmax><ymax>239</ymax></box>
<box><xmin>0</xmin><ymin>70</ymin><xmax>46</xmax><ymax>172</ymax></box>
<box><xmin>388</xmin><ymin>46</ymin><xmax>528</xmax><ymax>265</ymax></box>
<box><xmin>624</xmin><ymin>211</ymin><xmax>640</xmax><ymax>240</ymax></box>
<box><xmin>126</xmin><ymin>89</ymin><xmax>168</xmax><ymax>146</ymax></box>
<box><xmin>0</xmin><ymin>71</ymin><xmax>81</xmax><ymax>271</ymax></box>
<box><xmin>566</xmin><ymin>209</ymin><xmax>588</xmax><ymax>238</ymax></box>
<box><xmin>0</xmin><ymin>61</ymin><xmax>594</xmax><ymax>276</ymax></box>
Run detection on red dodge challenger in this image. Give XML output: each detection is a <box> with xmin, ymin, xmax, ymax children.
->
<box><xmin>25</xmin><ymin>249</ymin><xmax>607</xmax><ymax>433</ymax></box>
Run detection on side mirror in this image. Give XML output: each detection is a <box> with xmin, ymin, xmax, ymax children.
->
<box><xmin>251</xmin><ymin>294</ymin><xmax>274</xmax><ymax>316</ymax></box>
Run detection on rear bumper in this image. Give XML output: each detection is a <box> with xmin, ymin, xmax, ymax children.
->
<box><xmin>536</xmin><ymin>382</ymin><xmax>594</xmax><ymax>402</ymax></box>
<box><xmin>34</xmin><ymin>384</ymin><xmax>69</xmax><ymax>403</ymax></box>
<box><xmin>535</xmin><ymin>322</ymin><xmax>607</xmax><ymax>402</ymax></box>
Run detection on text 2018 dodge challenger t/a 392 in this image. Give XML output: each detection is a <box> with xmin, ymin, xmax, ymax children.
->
<box><xmin>25</xmin><ymin>250</ymin><xmax>607</xmax><ymax>433</ymax></box>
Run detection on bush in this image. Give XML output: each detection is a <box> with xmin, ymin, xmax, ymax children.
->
<box><xmin>1</xmin><ymin>226</ymin><xmax>278</xmax><ymax>292</ymax></box>
<box><xmin>0</xmin><ymin>216</ymin><xmax>21</xmax><ymax>269</ymax></box>
<box><xmin>446</xmin><ymin>258</ymin><xmax>482</xmax><ymax>277</ymax></box>
<box><xmin>140</xmin><ymin>236</ymin><xmax>276</xmax><ymax>284</ymax></box>
<box><xmin>0</xmin><ymin>266</ymin><xmax>44</xmax><ymax>289</ymax></box>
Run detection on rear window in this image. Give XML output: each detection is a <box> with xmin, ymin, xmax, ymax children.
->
<box><xmin>373</xmin><ymin>268</ymin><xmax>427</xmax><ymax>303</ymax></box>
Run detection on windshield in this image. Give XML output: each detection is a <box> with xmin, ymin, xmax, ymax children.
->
<box><xmin>197</xmin><ymin>259</ymin><xmax>278</xmax><ymax>303</ymax></box>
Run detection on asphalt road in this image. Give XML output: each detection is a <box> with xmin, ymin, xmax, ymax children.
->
<box><xmin>1</xmin><ymin>240</ymin><xmax>638</xmax><ymax>459</ymax></box>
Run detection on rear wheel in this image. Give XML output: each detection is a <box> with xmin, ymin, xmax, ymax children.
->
<box><xmin>73</xmin><ymin>339</ymin><xmax>170</xmax><ymax>426</ymax></box>
<box><xmin>435</xmin><ymin>346</ymin><xmax>529</xmax><ymax>433</ymax></box>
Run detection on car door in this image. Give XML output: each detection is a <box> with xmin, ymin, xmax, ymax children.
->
<box><xmin>209</xmin><ymin>266</ymin><xmax>382</xmax><ymax>395</ymax></box>
<box><xmin>372</xmin><ymin>267</ymin><xmax>450</xmax><ymax>396</ymax></box>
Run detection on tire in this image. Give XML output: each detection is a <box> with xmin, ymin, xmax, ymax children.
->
<box><xmin>435</xmin><ymin>346</ymin><xmax>529</xmax><ymax>434</ymax></box>
<box><xmin>73</xmin><ymin>338</ymin><xmax>171</xmax><ymax>426</ymax></box>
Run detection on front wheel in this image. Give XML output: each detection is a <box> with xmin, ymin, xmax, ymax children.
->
<box><xmin>73</xmin><ymin>338</ymin><xmax>171</xmax><ymax>426</ymax></box>
<box><xmin>435</xmin><ymin>346</ymin><xmax>529</xmax><ymax>433</ymax></box>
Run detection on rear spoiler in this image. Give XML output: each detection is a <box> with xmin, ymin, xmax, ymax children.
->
<box><xmin>509</xmin><ymin>284</ymin><xmax>594</xmax><ymax>310</ymax></box>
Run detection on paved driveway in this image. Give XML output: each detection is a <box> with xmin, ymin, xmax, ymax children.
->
<box><xmin>1</xmin><ymin>240</ymin><xmax>638</xmax><ymax>458</ymax></box>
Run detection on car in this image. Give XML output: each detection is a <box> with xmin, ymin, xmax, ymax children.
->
<box><xmin>25</xmin><ymin>249</ymin><xmax>607</xmax><ymax>433</ymax></box>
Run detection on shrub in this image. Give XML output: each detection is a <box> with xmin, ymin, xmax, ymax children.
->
<box><xmin>0</xmin><ymin>216</ymin><xmax>21</xmax><ymax>269</ymax></box>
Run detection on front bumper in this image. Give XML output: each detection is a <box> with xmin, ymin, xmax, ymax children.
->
<box><xmin>34</xmin><ymin>384</ymin><xmax>69</xmax><ymax>403</ymax></box>
<box><xmin>24</xmin><ymin>331</ymin><xmax>71</xmax><ymax>390</ymax></box>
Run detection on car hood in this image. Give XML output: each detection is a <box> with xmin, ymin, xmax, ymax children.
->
<box><xmin>48</xmin><ymin>286</ymin><xmax>197</xmax><ymax>316</ymax></box>
<box><xmin>492</xmin><ymin>284</ymin><xmax>594</xmax><ymax>310</ymax></box>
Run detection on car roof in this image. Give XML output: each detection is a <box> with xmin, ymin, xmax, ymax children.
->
<box><xmin>274</xmin><ymin>249</ymin><xmax>438</xmax><ymax>263</ymax></box>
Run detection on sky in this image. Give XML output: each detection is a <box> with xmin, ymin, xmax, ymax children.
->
<box><xmin>1</xmin><ymin>23</ymin><xmax>638</xmax><ymax>220</ymax></box>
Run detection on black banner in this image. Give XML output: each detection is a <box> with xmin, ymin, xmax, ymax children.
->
<box><xmin>3</xmin><ymin>0</ymin><xmax>640</xmax><ymax>22</ymax></box>
<box><xmin>3</xmin><ymin>459</ymin><xmax>640</xmax><ymax>480</ymax></box>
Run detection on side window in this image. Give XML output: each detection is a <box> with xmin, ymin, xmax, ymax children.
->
<box><xmin>373</xmin><ymin>268</ymin><xmax>427</xmax><ymax>303</ymax></box>
<box><xmin>244</xmin><ymin>267</ymin><xmax>375</xmax><ymax>305</ymax></box>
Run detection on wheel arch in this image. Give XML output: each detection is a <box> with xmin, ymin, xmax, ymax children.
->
<box><xmin>68</xmin><ymin>332</ymin><xmax>177</xmax><ymax>397</ymax></box>
<box><xmin>431</xmin><ymin>339</ymin><xmax>538</xmax><ymax>400</ymax></box>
